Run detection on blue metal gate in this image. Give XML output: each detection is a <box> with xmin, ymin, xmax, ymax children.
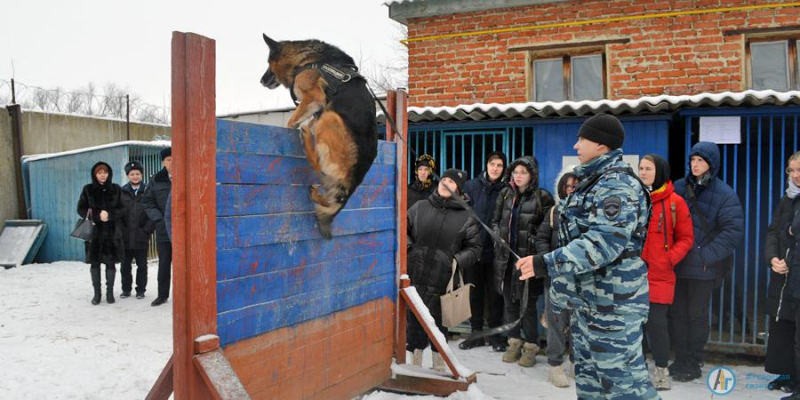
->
<box><xmin>682</xmin><ymin>107</ymin><xmax>800</xmax><ymax>356</ymax></box>
<box><xmin>408</xmin><ymin>116</ymin><xmax>670</xmax><ymax>195</ymax></box>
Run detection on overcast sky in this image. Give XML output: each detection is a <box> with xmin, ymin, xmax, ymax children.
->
<box><xmin>1</xmin><ymin>0</ymin><xmax>404</xmax><ymax>115</ymax></box>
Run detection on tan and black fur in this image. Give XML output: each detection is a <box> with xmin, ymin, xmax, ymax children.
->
<box><xmin>261</xmin><ymin>34</ymin><xmax>378</xmax><ymax>238</ymax></box>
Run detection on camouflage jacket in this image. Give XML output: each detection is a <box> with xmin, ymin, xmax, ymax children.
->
<box><xmin>539</xmin><ymin>149</ymin><xmax>651</xmax><ymax>317</ymax></box>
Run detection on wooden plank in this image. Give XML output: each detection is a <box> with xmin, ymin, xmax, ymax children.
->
<box><xmin>401</xmin><ymin>288</ymin><xmax>462</xmax><ymax>380</ymax></box>
<box><xmin>217</xmin><ymin>230</ymin><xmax>394</xmax><ymax>281</ymax></box>
<box><xmin>218</xmin><ymin>276</ymin><xmax>395</xmax><ymax>345</ymax></box>
<box><xmin>217</xmin><ymin>251</ymin><xmax>394</xmax><ymax>313</ymax></box>
<box><xmin>193</xmin><ymin>350</ymin><xmax>251</xmax><ymax>399</ymax></box>
<box><xmin>194</xmin><ymin>335</ymin><xmax>221</xmax><ymax>355</ymax></box>
<box><xmin>145</xmin><ymin>355</ymin><xmax>174</xmax><ymax>400</ymax></box>
<box><xmin>216</xmin><ymin>119</ymin><xmax>396</xmax><ymax>165</ymax></box>
<box><xmin>395</xmin><ymin>90</ymin><xmax>410</xmax><ymax>364</ymax></box>
<box><xmin>171</xmin><ymin>31</ymin><xmax>217</xmax><ymax>400</ymax></box>
<box><xmin>215</xmin><ymin>153</ymin><xmax>395</xmax><ymax>185</ymax></box>
<box><xmin>216</xmin><ymin>207</ymin><xmax>395</xmax><ymax>249</ymax></box>
<box><xmin>216</xmin><ymin>184</ymin><xmax>393</xmax><ymax>217</ymax></box>
<box><xmin>377</xmin><ymin>373</ymin><xmax>475</xmax><ymax>397</ymax></box>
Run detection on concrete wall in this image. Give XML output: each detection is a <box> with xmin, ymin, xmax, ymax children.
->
<box><xmin>0</xmin><ymin>109</ymin><xmax>171</xmax><ymax>229</ymax></box>
<box><xmin>18</xmin><ymin>110</ymin><xmax>171</xmax><ymax>155</ymax></box>
<box><xmin>0</xmin><ymin>111</ymin><xmax>18</xmax><ymax>229</ymax></box>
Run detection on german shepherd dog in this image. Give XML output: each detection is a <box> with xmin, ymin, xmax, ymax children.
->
<box><xmin>260</xmin><ymin>34</ymin><xmax>378</xmax><ymax>238</ymax></box>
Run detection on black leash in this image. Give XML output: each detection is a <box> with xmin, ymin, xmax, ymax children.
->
<box><xmin>367</xmin><ymin>85</ymin><xmax>530</xmax><ymax>342</ymax></box>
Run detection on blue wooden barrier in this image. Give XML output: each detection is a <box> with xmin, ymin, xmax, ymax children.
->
<box><xmin>215</xmin><ymin>120</ymin><xmax>397</xmax><ymax>346</ymax></box>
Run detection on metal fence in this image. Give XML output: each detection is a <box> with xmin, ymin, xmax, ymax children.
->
<box><xmin>683</xmin><ymin>107</ymin><xmax>800</xmax><ymax>356</ymax></box>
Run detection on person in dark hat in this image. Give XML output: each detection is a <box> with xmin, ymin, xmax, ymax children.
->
<box><xmin>77</xmin><ymin>161</ymin><xmax>125</xmax><ymax>305</ymax></box>
<box><xmin>515</xmin><ymin>114</ymin><xmax>658</xmax><ymax>399</ymax></box>
<box><xmin>408</xmin><ymin>154</ymin><xmax>438</xmax><ymax>209</ymax></box>
<box><xmin>142</xmin><ymin>147</ymin><xmax>173</xmax><ymax>306</ymax></box>
<box><xmin>406</xmin><ymin>168</ymin><xmax>482</xmax><ymax>372</ymax></box>
<box><xmin>119</xmin><ymin>160</ymin><xmax>156</xmax><ymax>299</ymax></box>
<box><xmin>461</xmin><ymin>151</ymin><xmax>508</xmax><ymax>352</ymax></box>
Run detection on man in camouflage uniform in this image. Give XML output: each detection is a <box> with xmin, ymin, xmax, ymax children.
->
<box><xmin>517</xmin><ymin>114</ymin><xmax>658</xmax><ymax>400</ymax></box>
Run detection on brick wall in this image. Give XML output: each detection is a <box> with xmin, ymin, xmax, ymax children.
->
<box><xmin>223</xmin><ymin>298</ymin><xmax>394</xmax><ymax>399</ymax></box>
<box><xmin>406</xmin><ymin>0</ymin><xmax>800</xmax><ymax>107</ymax></box>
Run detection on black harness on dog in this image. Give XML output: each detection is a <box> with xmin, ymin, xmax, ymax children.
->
<box><xmin>290</xmin><ymin>63</ymin><xmax>364</xmax><ymax>105</ymax></box>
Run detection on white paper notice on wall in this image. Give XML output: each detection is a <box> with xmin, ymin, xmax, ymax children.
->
<box><xmin>699</xmin><ymin>116</ymin><xmax>741</xmax><ymax>144</ymax></box>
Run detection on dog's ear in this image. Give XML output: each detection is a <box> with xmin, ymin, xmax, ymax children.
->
<box><xmin>262</xmin><ymin>34</ymin><xmax>279</xmax><ymax>51</ymax></box>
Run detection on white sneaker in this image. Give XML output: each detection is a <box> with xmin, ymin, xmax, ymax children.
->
<box><xmin>412</xmin><ymin>349</ymin><xmax>423</xmax><ymax>366</ymax></box>
<box><xmin>654</xmin><ymin>366</ymin><xmax>671</xmax><ymax>390</ymax></box>
<box><xmin>549</xmin><ymin>364</ymin><xmax>570</xmax><ymax>388</ymax></box>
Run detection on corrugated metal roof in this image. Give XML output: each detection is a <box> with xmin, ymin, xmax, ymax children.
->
<box><xmin>401</xmin><ymin>90</ymin><xmax>800</xmax><ymax>123</ymax></box>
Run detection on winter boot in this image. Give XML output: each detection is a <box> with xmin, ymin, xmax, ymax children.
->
<box><xmin>518</xmin><ymin>342</ymin><xmax>539</xmax><ymax>367</ymax></box>
<box><xmin>432</xmin><ymin>352</ymin><xmax>445</xmax><ymax>372</ymax></box>
<box><xmin>549</xmin><ymin>362</ymin><xmax>570</xmax><ymax>388</ymax></box>
<box><xmin>458</xmin><ymin>337</ymin><xmax>485</xmax><ymax>350</ymax></box>
<box><xmin>654</xmin><ymin>367</ymin><xmax>671</xmax><ymax>390</ymax></box>
<box><xmin>91</xmin><ymin>268</ymin><xmax>101</xmax><ymax>305</ymax></box>
<box><xmin>412</xmin><ymin>349</ymin><xmax>423</xmax><ymax>366</ymax></box>
<box><xmin>105</xmin><ymin>267</ymin><xmax>116</xmax><ymax>304</ymax></box>
<box><xmin>502</xmin><ymin>338</ymin><xmax>523</xmax><ymax>363</ymax></box>
<box><xmin>565</xmin><ymin>357</ymin><xmax>575</xmax><ymax>378</ymax></box>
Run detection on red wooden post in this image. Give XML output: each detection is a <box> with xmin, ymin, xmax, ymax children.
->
<box><xmin>171</xmin><ymin>31</ymin><xmax>218</xmax><ymax>400</ymax></box>
<box><xmin>394</xmin><ymin>90</ymin><xmax>409</xmax><ymax>364</ymax></box>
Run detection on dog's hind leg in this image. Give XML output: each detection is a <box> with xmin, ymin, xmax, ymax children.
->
<box><xmin>308</xmin><ymin>112</ymin><xmax>358</xmax><ymax>239</ymax></box>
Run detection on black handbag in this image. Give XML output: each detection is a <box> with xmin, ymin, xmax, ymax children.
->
<box><xmin>71</xmin><ymin>209</ymin><xmax>95</xmax><ymax>241</ymax></box>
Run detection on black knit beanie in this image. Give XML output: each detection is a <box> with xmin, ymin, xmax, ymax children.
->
<box><xmin>160</xmin><ymin>147</ymin><xmax>172</xmax><ymax>161</ymax></box>
<box><xmin>577</xmin><ymin>114</ymin><xmax>625</xmax><ymax>149</ymax></box>
<box><xmin>441</xmin><ymin>169</ymin><xmax>467</xmax><ymax>193</ymax></box>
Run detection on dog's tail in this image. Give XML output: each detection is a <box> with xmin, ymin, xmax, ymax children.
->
<box><xmin>312</xmin><ymin>184</ymin><xmax>352</xmax><ymax>239</ymax></box>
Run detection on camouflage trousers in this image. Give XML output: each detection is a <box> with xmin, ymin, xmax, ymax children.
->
<box><xmin>571</xmin><ymin>310</ymin><xmax>660</xmax><ymax>400</ymax></box>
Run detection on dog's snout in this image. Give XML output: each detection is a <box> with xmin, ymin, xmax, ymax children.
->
<box><xmin>260</xmin><ymin>70</ymin><xmax>280</xmax><ymax>89</ymax></box>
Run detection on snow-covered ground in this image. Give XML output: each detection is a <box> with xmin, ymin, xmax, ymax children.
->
<box><xmin>0</xmin><ymin>261</ymin><xmax>789</xmax><ymax>399</ymax></box>
<box><xmin>0</xmin><ymin>261</ymin><xmax>172</xmax><ymax>400</ymax></box>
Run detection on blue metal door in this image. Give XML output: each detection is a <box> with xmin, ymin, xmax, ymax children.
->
<box><xmin>682</xmin><ymin>107</ymin><xmax>800</xmax><ymax>356</ymax></box>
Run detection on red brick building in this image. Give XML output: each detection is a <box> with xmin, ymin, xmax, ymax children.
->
<box><xmin>388</xmin><ymin>0</ymin><xmax>800</xmax><ymax>107</ymax></box>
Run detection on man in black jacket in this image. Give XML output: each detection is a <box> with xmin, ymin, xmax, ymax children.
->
<box><xmin>142</xmin><ymin>147</ymin><xmax>173</xmax><ymax>307</ymax></box>
<box><xmin>460</xmin><ymin>151</ymin><xmax>507</xmax><ymax>352</ymax></box>
<box><xmin>120</xmin><ymin>161</ymin><xmax>155</xmax><ymax>299</ymax></box>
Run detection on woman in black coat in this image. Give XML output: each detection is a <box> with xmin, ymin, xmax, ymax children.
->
<box><xmin>766</xmin><ymin>152</ymin><xmax>800</xmax><ymax>394</ymax></box>
<box><xmin>492</xmin><ymin>156</ymin><xmax>555</xmax><ymax>367</ymax></box>
<box><xmin>77</xmin><ymin>161</ymin><xmax>125</xmax><ymax>305</ymax></box>
<box><xmin>407</xmin><ymin>169</ymin><xmax>482</xmax><ymax>371</ymax></box>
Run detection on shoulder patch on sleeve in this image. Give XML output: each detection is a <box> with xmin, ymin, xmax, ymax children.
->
<box><xmin>603</xmin><ymin>196</ymin><xmax>622</xmax><ymax>220</ymax></box>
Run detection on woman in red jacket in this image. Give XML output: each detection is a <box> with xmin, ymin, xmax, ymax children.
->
<box><xmin>639</xmin><ymin>154</ymin><xmax>694</xmax><ymax>391</ymax></box>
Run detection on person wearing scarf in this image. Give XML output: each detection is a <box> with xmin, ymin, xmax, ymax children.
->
<box><xmin>408</xmin><ymin>154</ymin><xmax>438</xmax><ymax>210</ymax></box>
<box><xmin>639</xmin><ymin>154</ymin><xmax>694</xmax><ymax>390</ymax></box>
<box><xmin>765</xmin><ymin>152</ymin><xmax>800</xmax><ymax>397</ymax></box>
